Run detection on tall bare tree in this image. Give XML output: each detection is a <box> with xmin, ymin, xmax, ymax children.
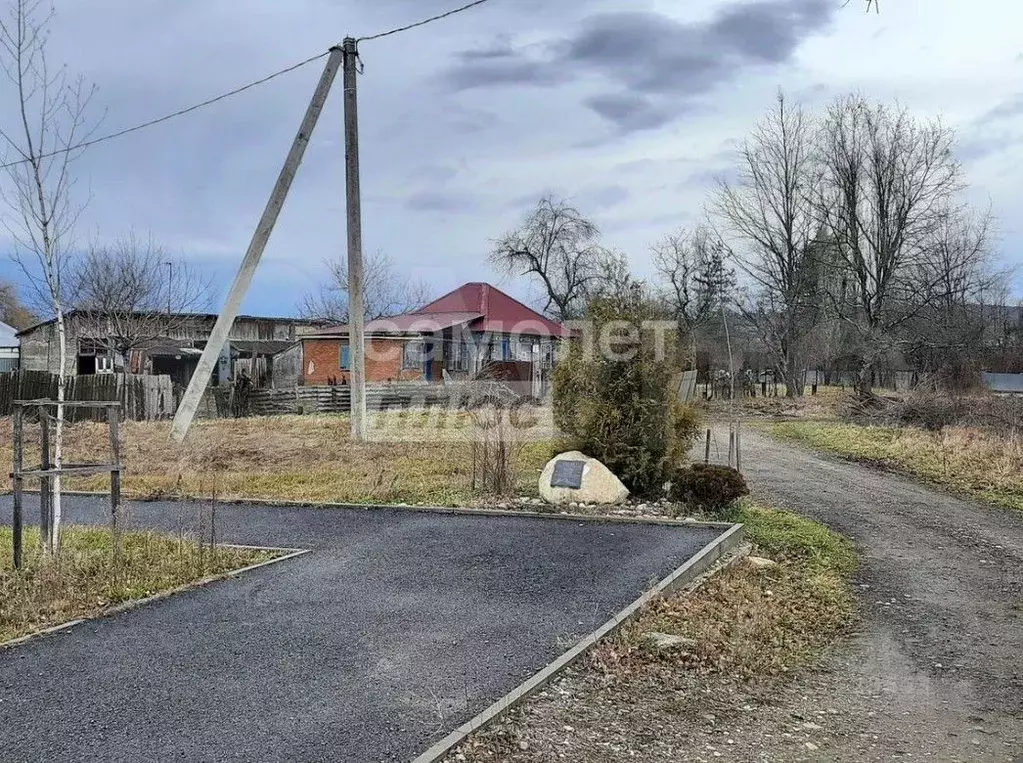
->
<box><xmin>0</xmin><ymin>0</ymin><xmax>98</xmax><ymax>552</ymax></box>
<box><xmin>901</xmin><ymin>206</ymin><xmax>1002</xmax><ymax>385</ymax></box>
<box><xmin>712</xmin><ymin>93</ymin><xmax>823</xmax><ymax>397</ymax></box>
<box><xmin>301</xmin><ymin>250</ymin><xmax>430</xmax><ymax>323</ymax></box>
<box><xmin>817</xmin><ymin>95</ymin><xmax>963</xmax><ymax>397</ymax></box>
<box><xmin>491</xmin><ymin>195</ymin><xmax>607</xmax><ymax>321</ymax></box>
<box><xmin>67</xmin><ymin>234</ymin><xmax>215</xmax><ymax>365</ymax></box>
<box><xmin>651</xmin><ymin>226</ymin><xmax>734</xmax><ymax>362</ymax></box>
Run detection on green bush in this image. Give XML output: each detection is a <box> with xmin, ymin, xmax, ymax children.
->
<box><xmin>670</xmin><ymin>464</ymin><xmax>749</xmax><ymax>514</ymax></box>
<box><xmin>553</xmin><ymin>294</ymin><xmax>700</xmax><ymax>496</ymax></box>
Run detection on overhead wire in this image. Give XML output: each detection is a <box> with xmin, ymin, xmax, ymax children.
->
<box><xmin>0</xmin><ymin>0</ymin><xmax>497</xmax><ymax>169</ymax></box>
<box><xmin>0</xmin><ymin>50</ymin><xmax>332</xmax><ymax>170</ymax></box>
<box><xmin>357</xmin><ymin>0</ymin><xmax>493</xmax><ymax>43</ymax></box>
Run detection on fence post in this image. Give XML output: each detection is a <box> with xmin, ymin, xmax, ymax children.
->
<box><xmin>704</xmin><ymin>428</ymin><xmax>711</xmax><ymax>465</ymax></box>
<box><xmin>39</xmin><ymin>406</ymin><xmax>52</xmax><ymax>551</ymax></box>
<box><xmin>728</xmin><ymin>422</ymin><xmax>735</xmax><ymax>470</ymax></box>
<box><xmin>107</xmin><ymin>406</ymin><xmax>123</xmax><ymax>555</ymax></box>
<box><xmin>12</xmin><ymin>406</ymin><xmax>23</xmax><ymax>569</ymax></box>
<box><xmin>736</xmin><ymin>421</ymin><xmax>742</xmax><ymax>474</ymax></box>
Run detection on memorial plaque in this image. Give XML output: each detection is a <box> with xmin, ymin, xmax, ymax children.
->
<box><xmin>550</xmin><ymin>459</ymin><xmax>586</xmax><ymax>489</ymax></box>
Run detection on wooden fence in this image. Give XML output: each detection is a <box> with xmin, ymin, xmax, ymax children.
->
<box><xmin>0</xmin><ymin>371</ymin><xmax>174</xmax><ymax>421</ymax></box>
<box><xmin>243</xmin><ymin>382</ymin><xmax>522</xmax><ymax>417</ymax></box>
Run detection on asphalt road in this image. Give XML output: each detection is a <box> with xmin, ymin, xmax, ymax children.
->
<box><xmin>725</xmin><ymin>426</ymin><xmax>1023</xmax><ymax>760</ymax></box>
<box><xmin>0</xmin><ymin>496</ymin><xmax>724</xmax><ymax>763</ymax></box>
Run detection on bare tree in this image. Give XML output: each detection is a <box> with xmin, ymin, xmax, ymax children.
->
<box><xmin>0</xmin><ymin>0</ymin><xmax>98</xmax><ymax>553</ymax></box>
<box><xmin>712</xmin><ymin>93</ymin><xmax>823</xmax><ymax>397</ymax></box>
<box><xmin>491</xmin><ymin>195</ymin><xmax>606</xmax><ymax>321</ymax></box>
<box><xmin>301</xmin><ymin>250</ymin><xmax>430</xmax><ymax>323</ymax></box>
<box><xmin>901</xmin><ymin>206</ymin><xmax>1003</xmax><ymax>386</ymax></box>
<box><xmin>817</xmin><ymin>95</ymin><xmax>963</xmax><ymax>398</ymax></box>
<box><xmin>652</xmin><ymin>226</ymin><xmax>734</xmax><ymax>359</ymax></box>
<box><xmin>66</xmin><ymin>233</ymin><xmax>215</xmax><ymax>365</ymax></box>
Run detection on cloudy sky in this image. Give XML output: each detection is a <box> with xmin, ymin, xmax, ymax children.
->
<box><xmin>0</xmin><ymin>0</ymin><xmax>1020</xmax><ymax>316</ymax></box>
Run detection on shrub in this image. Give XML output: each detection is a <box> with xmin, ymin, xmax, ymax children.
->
<box><xmin>553</xmin><ymin>294</ymin><xmax>700</xmax><ymax>496</ymax></box>
<box><xmin>670</xmin><ymin>464</ymin><xmax>749</xmax><ymax>514</ymax></box>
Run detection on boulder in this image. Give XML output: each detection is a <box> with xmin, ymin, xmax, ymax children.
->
<box><xmin>747</xmin><ymin>556</ymin><xmax>778</xmax><ymax>569</ymax></box>
<box><xmin>539</xmin><ymin>451</ymin><xmax>629</xmax><ymax>506</ymax></box>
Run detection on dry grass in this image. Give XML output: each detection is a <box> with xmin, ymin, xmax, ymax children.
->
<box><xmin>0</xmin><ymin>412</ymin><xmax>554</xmax><ymax>506</ymax></box>
<box><xmin>702</xmin><ymin>384</ymin><xmax>853</xmax><ymax>421</ymax></box>
<box><xmin>446</xmin><ymin>504</ymin><xmax>858</xmax><ymax>762</ymax></box>
<box><xmin>595</xmin><ymin>503</ymin><xmax>857</xmax><ymax>679</ymax></box>
<box><xmin>766</xmin><ymin>420</ymin><xmax>1023</xmax><ymax>511</ymax></box>
<box><xmin>0</xmin><ymin>526</ymin><xmax>273</xmax><ymax>643</ymax></box>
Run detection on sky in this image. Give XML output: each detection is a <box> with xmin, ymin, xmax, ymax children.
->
<box><xmin>0</xmin><ymin>0</ymin><xmax>1021</xmax><ymax>317</ymax></box>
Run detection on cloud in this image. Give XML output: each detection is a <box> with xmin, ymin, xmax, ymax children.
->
<box><xmin>584</xmin><ymin>93</ymin><xmax>675</xmax><ymax>131</ymax></box>
<box><xmin>403</xmin><ymin>191</ymin><xmax>475</xmax><ymax>213</ymax></box>
<box><xmin>441</xmin><ymin>0</ymin><xmax>836</xmax><ymax>132</ymax></box>
<box><xmin>979</xmin><ymin>93</ymin><xmax>1023</xmax><ymax>124</ymax></box>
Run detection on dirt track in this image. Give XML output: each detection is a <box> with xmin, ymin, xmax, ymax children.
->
<box><xmin>726</xmin><ymin>425</ymin><xmax>1023</xmax><ymax>761</ymax></box>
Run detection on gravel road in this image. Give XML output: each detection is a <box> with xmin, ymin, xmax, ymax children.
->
<box><xmin>0</xmin><ymin>496</ymin><xmax>725</xmax><ymax>763</ymax></box>
<box><xmin>727</xmin><ymin>426</ymin><xmax>1023</xmax><ymax>761</ymax></box>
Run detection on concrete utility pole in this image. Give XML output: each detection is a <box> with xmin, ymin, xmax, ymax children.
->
<box><xmin>171</xmin><ymin>47</ymin><xmax>345</xmax><ymax>442</ymax></box>
<box><xmin>343</xmin><ymin>37</ymin><xmax>367</xmax><ymax>442</ymax></box>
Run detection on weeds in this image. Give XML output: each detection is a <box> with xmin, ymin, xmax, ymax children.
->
<box><xmin>591</xmin><ymin>503</ymin><xmax>857</xmax><ymax>680</ymax></box>
<box><xmin>0</xmin><ymin>526</ymin><xmax>273</xmax><ymax>643</ymax></box>
<box><xmin>0</xmin><ymin>413</ymin><xmax>554</xmax><ymax>506</ymax></box>
<box><xmin>766</xmin><ymin>420</ymin><xmax>1023</xmax><ymax>511</ymax></box>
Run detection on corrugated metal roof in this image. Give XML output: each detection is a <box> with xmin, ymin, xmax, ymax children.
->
<box><xmin>310</xmin><ymin>312</ymin><xmax>482</xmax><ymax>338</ymax></box>
<box><xmin>417</xmin><ymin>283</ymin><xmax>569</xmax><ymax>337</ymax></box>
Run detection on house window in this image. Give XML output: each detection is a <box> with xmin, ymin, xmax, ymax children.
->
<box><xmin>490</xmin><ymin>336</ymin><xmax>511</xmax><ymax>361</ymax></box>
<box><xmin>340</xmin><ymin>344</ymin><xmax>351</xmax><ymax>370</ymax></box>
<box><xmin>446</xmin><ymin>340</ymin><xmax>460</xmax><ymax>371</ymax></box>
<box><xmin>403</xmin><ymin>339</ymin><xmax>424</xmax><ymax>370</ymax></box>
<box><xmin>516</xmin><ymin>338</ymin><xmax>533</xmax><ymax>362</ymax></box>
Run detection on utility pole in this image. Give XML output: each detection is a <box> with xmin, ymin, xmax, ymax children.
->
<box><xmin>165</xmin><ymin>261</ymin><xmax>173</xmax><ymax>315</ymax></box>
<box><xmin>171</xmin><ymin>46</ymin><xmax>344</xmax><ymax>442</ymax></box>
<box><xmin>343</xmin><ymin>37</ymin><xmax>367</xmax><ymax>442</ymax></box>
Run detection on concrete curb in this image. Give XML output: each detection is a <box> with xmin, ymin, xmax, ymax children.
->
<box><xmin>5</xmin><ymin>488</ymin><xmax>736</xmax><ymax>531</ymax></box>
<box><xmin>410</xmin><ymin>522</ymin><xmax>746</xmax><ymax>763</ymax></box>
<box><xmin>0</xmin><ymin>546</ymin><xmax>309</xmax><ymax>651</ymax></box>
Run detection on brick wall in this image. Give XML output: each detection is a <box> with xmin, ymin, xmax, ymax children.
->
<box><xmin>300</xmin><ymin>338</ymin><xmax>425</xmax><ymax>385</ymax></box>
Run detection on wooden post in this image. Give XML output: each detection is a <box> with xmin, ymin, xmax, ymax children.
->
<box><xmin>170</xmin><ymin>47</ymin><xmax>344</xmax><ymax>442</ymax></box>
<box><xmin>728</xmin><ymin>422</ymin><xmax>735</xmax><ymax>469</ymax></box>
<box><xmin>107</xmin><ymin>405</ymin><xmax>122</xmax><ymax>553</ymax></box>
<box><xmin>736</xmin><ymin>420</ymin><xmax>742</xmax><ymax>474</ymax></box>
<box><xmin>12</xmin><ymin>406</ymin><xmax>23</xmax><ymax>569</ymax></box>
<box><xmin>704</xmin><ymin>428</ymin><xmax>711</xmax><ymax>465</ymax></box>
<box><xmin>39</xmin><ymin>406</ymin><xmax>52</xmax><ymax>552</ymax></box>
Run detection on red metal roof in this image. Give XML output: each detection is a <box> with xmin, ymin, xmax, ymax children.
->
<box><xmin>304</xmin><ymin>283</ymin><xmax>568</xmax><ymax>339</ymax></box>
<box><xmin>416</xmin><ymin>283</ymin><xmax>568</xmax><ymax>337</ymax></box>
<box><xmin>309</xmin><ymin>312</ymin><xmax>481</xmax><ymax>337</ymax></box>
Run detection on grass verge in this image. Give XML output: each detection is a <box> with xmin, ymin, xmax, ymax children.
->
<box><xmin>0</xmin><ymin>526</ymin><xmax>276</xmax><ymax>643</ymax></box>
<box><xmin>764</xmin><ymin>420</ymin><xmax>1023</xmax><ymax>511</ymax></box>
<box><xmin>446</xmin><ymin>503</ymin><xmax>858</xmax><ymax>762</ymax></box>
<box><xmin>0</xmin><ymin>413</ymin><xmax>554</xmax><ymax>506</ymax></box>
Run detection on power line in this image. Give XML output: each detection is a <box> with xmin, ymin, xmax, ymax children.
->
<box><xmin>357</xmin><ymin>0</ymin><xmax>493</xmax><ymax>43</ymax></box>
<box><xmin>0</xmin><ymin>49</ymin><xmax>333</xmax><ymax>170</ymax></box>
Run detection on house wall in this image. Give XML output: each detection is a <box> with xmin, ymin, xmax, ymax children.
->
<box><xmin>271</xmin><ymin>343</ymin><xmax>304</xmax><ymax>388</ymax></box>
<box><xmin>301</xmin><ymin>338</ymin><xmax>425</xmax><ymax>385</ymax></box>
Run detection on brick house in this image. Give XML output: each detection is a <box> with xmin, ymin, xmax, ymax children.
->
<box><xmin>294</xmin><ymin>282</ymin><xmax>568</xmax><ymax>392</ymax></box>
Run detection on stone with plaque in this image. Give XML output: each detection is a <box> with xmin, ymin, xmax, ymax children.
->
<box><xmin>539</xmin><ymin>451</ymin><xmax>629</xmax><ymax>506</ymax></box>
